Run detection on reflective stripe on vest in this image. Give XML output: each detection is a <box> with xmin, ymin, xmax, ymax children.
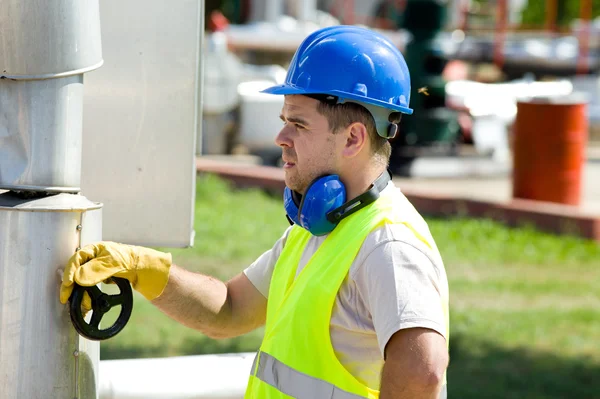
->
<box><xmin>250</xmin><ymin>351</ymin><xmax>448</xmax><ymax>399</ymax></box>
<box><xmin>245</xmin><ymin>188</ymin><xmax>449</xmax><ymax>398</ymax></box>
<box><xmin>252</xmin><ymin>351</ymin><xmax>367</xmax><ymax>399</ymax></box>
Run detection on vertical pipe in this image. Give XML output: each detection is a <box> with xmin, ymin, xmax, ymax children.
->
<box><xmin>249</xmin><ymin>0</ymin><xmax>282</xmax><ymax>22</ymax></box>
<box><xmin>576</xmin><ymin>0</ymin><xmax>593</xmax><ymax>75</ymax></box>
<box><xmin>545</xmin><ymin>0</ymin><xmax>558</xmax><ymax>34</ymax></box>
<box><xmin>0</xmin><ymin>1</ymin><xmax>103</xmax><ymax>397</ymax></box>
<box><xmin>265</xmin><ymin>0</ymin><xmax>283</xmax><ymax>22</ymax></box>
<box><xmin>0</xmin><ymin>196</ymin><xmax>103</xmax><ymax>399</ymax></box>
<box><xmin>296</xmin><ymin>0</ymin><xmax>317</xmax><ymax>22</ymax></box>
<box><xmin>459</xmin><ymin>0</ymin><xmax>470</xmax><ymax>32</ymax></box>
<box><xmin>346</xmin><ymin>0</ymin><xmax>355</xmax><ymax>25</ymax></box>
<box><xmin>493</xmin><ymin>0</ymin><xmax>508</xmax><ymax>69</ymax></box>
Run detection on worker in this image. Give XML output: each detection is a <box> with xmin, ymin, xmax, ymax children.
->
<box><xmin>60</xmin><ymin>25</ymin><xmax>450</xmax><ymax>399</ymax></box>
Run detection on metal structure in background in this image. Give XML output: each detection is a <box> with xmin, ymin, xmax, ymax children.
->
<box><xmin>0</xmin><ymin>1</ymin><xmax>103</xmax><ymax>397</ymax></box>
<box><xmin>81</xmin><ymin>0</ymin><xmax>202</xmax><ymax>248</ymax></box>
<box><xmin>390</xmin><ymin>0</ymin><xmax>461</xmax><ymax>172</ymax></box>
<box><xmin>249</xmin><ymin>0</ymin><xmax>283</xmax><ymax>22</ymax></box>
<box><xmin>469</xmin><ymin>0</ymin><xmax>597</xmax><ymax>78</ymax></box>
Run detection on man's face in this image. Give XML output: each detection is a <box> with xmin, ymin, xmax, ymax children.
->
<box><xmin>275</xmin><ymin>95</ymin><xmax>344</xmax><ymax>193</ymax></box>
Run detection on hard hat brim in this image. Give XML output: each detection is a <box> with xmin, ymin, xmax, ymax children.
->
<box><xmin>261</xmin><ymin>84</ymin><xmax>414</xmax><ymax>115</ymax></box>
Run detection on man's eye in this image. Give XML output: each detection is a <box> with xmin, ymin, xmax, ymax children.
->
<box><xmin>295</xmin><ymin>124</ymin><xmax>305</xmax><ymax>130</ymax></box>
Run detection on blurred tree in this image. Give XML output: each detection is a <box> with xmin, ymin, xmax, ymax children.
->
<box><xmin>521</xmin><ymin>0</ymin><xmax>599</xmax><ymax>28</ymax></box>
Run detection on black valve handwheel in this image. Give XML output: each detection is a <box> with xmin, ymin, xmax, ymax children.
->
<box><xmin>69</xmin><ymin>277</ymin><xmax>133</xmax><ymax>341</ymax></box>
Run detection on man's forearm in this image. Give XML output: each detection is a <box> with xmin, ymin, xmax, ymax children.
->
<box><xmin>150</xmin><ymin>264</ymin><xmax>233</xmax><ymax>338</ymax></box>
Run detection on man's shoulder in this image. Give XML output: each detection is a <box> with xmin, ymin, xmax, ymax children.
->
<box><xmin>349</xmin><ymin>222</ymin><xmax>440</xmax><ymax>276</ymax></box>
<box><xmin>363</xmin><ymin>222</ymin><xmax>428</xmax><ymax>253</ymax></box>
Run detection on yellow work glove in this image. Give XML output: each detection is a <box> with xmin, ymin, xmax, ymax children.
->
<box><xmin>59</xmin><ymin>241</ymin><xmax>172</xmax><ymax>305</ymax></box>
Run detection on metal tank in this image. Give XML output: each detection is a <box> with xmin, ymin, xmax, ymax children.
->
<box><xmin>0</xmin><ymin>0</ymin><xmax>103</xmax><ymax>397</ymax></box>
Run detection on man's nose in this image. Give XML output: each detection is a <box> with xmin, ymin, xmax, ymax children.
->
<box><xmin>275</xmin><ymin>125</ymin><xmax>293</xmax><ymax>148</ymax></box>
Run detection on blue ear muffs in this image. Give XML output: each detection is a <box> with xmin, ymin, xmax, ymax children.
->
<box><xmin>284</xmin><ymin>175</ymin><xmax>346</xmax><ymax>236</ymax></box>
<box><xmin>284</xmin><ymin>171</ymin><xmax>392</xmax><ymax>236</ymax></box>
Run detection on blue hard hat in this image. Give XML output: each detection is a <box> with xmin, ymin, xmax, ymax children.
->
<box><xmin>262</xmin><ymin>25</ymin><xmax>413</xmax><ymax>117</ymax></box>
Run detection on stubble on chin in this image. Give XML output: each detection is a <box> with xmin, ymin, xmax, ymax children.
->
<box><xmin>284</xmin><ymin>170</ymin><xmax>308</xmax><ymax>194</ymax></box>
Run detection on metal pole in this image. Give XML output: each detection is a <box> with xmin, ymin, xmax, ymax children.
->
<box><xmin>493</xmin><ymin>0</ymin><xmax>507</xmax><ymax>70</ymax></box>
<box><xmin>346</xmin><ymin>0</ymin><xmax>355</xmax><ymax>25</ymax></box>
<box><xmin>0</xmin><ymin>1</ymin><xmax>103</xmax><ymax>398</ymax></box>
<box><xmin>249</xmin><ymin>0</ymin><xmax>283</xmax><ymax>22</ymax></box>
<box><xmin>545</xmin><ymin>0</ymin><xmax>558</xmax><ymax>34</ymax></box>
<box><xmin>296</xmin><ymin>0</ymin><xmax>317</xmax><ymax>22</ymax></box>
<box><xmin>576</xmin><ymin>0</ymin><xmax>592</xmax><ymax>75</ymax></box>
<box><xmin>459</xmin><ymin>0</ymin><xmax>470</xmax><ymax>32</ymax></box>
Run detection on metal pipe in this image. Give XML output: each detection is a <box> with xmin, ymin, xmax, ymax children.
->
<box><xmin>0</xmin><ymin>193</ymin><xmax>103</xmax><ymax>398</ymax></box>
<box><xmin>0</xmin><ymin>0</ymin><xmax>103</xmax><ymax>193</ymax></box>
<box><xmin>296</xmin><ymin>0</ymin><xmax>317</xmax><ymax>22</ymax></box>
<box><xmin>576</xmin><ymin>0</ymin><xmax>593</xmax><ymax>75</ymax></box>
<box><xmin>248</xmin><ymin>0</ymin><xmax>283</xmax><ymax>23</ymax></box>
<box><xmin>493</xmin><ymin>0</ymin><xmax>508</xmax><ymax>69</ymax></box>
<box><xmin>0</xmin><ymin>1</ymin><xmax>103</xmax><ymax>397</ymax></box>
<box><xmin>346</xmin><ymin>0</ymin><xmax>355</xmax><ymax>25</ymax></box>
<box><xmin>459</xmin><ymin>0</ymin><xmax>470</xmax><ymax>32</ymax></box>
<box><xmin>0</xmin><ymin>76</ymin><xmax>85</xmax><ymax>192</ymax></box>
<box><xmin>268</xmin><ymin>0</ymin><xmax>284</xmax><ymax>22</ymax></box>
<box><xmin>545</xmin><ymin>0</ymin><xmax>558</xmax><ymax>34</ymax></box>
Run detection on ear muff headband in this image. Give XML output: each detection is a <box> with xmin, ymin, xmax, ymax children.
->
<box><xmin>283</xmin><ymin>170</ymin><xmax>392</xmax><ymax>236</ymax></box>
<box><xmin>326</xmin><ymin>170</ymin><xmax>391</xmax><ymax>224</ymax></box>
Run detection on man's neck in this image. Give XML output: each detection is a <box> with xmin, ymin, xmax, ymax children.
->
<box><xmin>339</xmin><ymin>164</ymin><xmax>387</xmax><ymax>201</ymax></box>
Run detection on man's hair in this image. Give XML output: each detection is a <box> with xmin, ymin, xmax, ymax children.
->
<box><xmin>315</xmin><ymin>101</ymin><xmax>399</xmax><ymax>166</ymax></box>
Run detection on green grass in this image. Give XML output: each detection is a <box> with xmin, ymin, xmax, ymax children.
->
<box><xmin>101</xmin><ymin>174</ymin><xmax>600</xmax><ymax>398</ymax></box>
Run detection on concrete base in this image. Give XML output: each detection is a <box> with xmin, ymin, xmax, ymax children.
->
<box><xmin>392</xmin><ymin>155</ymin><xmax>511</xmax><ymax>179</ymax></box>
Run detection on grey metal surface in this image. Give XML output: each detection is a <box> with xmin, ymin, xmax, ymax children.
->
<box><xmin>0</xmin><ymin>192</ymin><xmax>102</xmax><ymax>399</ymax></box>
<box><xmin>250</xmin><ymin>0</ymin><xmax>283</xmax><ymax>23</ymax></box>
<box><xmin>294</xmin><ymin>0</ymin><xmax>317</xmax><ymax>22</ymax></box>
<box><xmin>0</xmin><ymin>76</ymin><xmax>84</xmax><ymax>192</ymax></box>
<box><xmin>80</xmin><ymin>0</ymin><xmax>200</xmax><ymax>248</ymax></box>
<box><xmin>0</xmin><ymin>0</ymin><xmax>102</xmax><ymax>78</ymax></box>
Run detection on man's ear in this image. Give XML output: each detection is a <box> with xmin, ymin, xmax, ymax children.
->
<box><xmin>342</xmin><ymin>122</ymin><xmax>368</xmax><ymax>158</ymax></box>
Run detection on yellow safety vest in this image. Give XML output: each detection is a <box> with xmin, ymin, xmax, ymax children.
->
<box><xmin>245</xmin><ymin>190</ymin><xmax>449</xmax><ymax>398</ymax></box>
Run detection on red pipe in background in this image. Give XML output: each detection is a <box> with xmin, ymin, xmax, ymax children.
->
<box><xmin>545</xmin><ymin>0</ymin><xmax>558</xmax><ymax>34</ymax></box>
<box><xmin>459</xmin><ymin>0</ymin><xmax>470</xmax><ymax>32</ymax></box>
<box><xmin>493</xmin><ymin>0</ymin><xmax>508</xmax><ymax>69</ymax></box>
<box><xmin>576</xmin><ymin>0</ymin><xmax>593</xmax><ymax>75</ymax></box>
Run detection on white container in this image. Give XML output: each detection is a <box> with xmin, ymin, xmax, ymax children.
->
<box><xmin>237</xmin><ymin>80</ymin><xmax>284</xmax><ymax>153</ymax></box>
<box><xmin>203</xmin><ymin>32</ymin><xmax>243</xmax><ymax>115</ymax></box>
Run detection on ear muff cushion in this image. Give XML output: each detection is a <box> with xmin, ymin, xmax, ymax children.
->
<box><xmin>298</xmin><ymin>175</ymin><xmax>346</xmax><ymax>236</ymax></box>
<box><xmin>284</xmin><ymin>186</ymin><xmax>300</xmax><ymax>226</ymax></box>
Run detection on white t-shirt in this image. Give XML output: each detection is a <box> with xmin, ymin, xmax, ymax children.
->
<box><xmin>244</xmin><ymin>183</ymin><xmax>449</xmax><ymax>390</ymax></box>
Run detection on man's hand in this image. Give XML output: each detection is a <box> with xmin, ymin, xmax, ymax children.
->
<box><xmin>59</xmin><ymin>242</ymin><xmax>172</xmax><ymax>304</ymax></box>
<box><xmin>380</xmin><ymin>327</ymin><xmax>449</xmax><ymax>399</ymax></box>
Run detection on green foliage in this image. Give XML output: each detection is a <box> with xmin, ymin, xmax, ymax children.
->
<box><xmin>521</xmin><ymin>0</ymin><xmax>600</xmax><ymax>28</ymax></box>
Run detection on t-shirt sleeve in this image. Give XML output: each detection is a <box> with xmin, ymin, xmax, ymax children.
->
<box><xmin>243</xmin><ymin>226</ymin><xmax>292</xmax><ymax>298</ymax></box>
<box><xmin>353</xmin><ymin>240</ymin><xmax>448</xmax><ymax>357</ymax></box>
